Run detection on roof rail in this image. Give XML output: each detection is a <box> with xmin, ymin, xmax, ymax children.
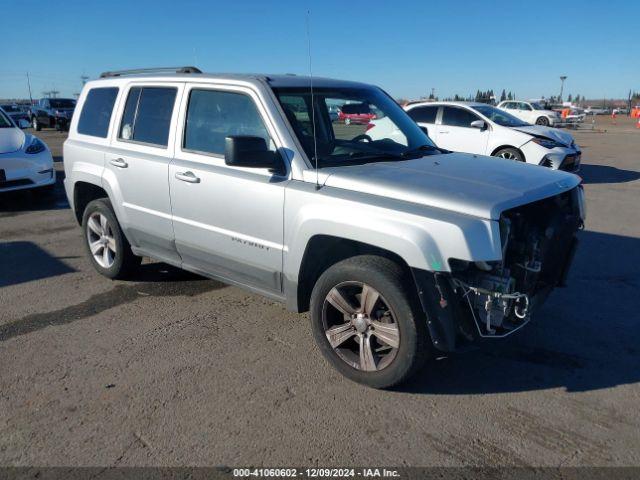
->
<box><xmin>99</xmin><ymin>66</ymin><xmax>202</xmax><ymax>78</ymax></box>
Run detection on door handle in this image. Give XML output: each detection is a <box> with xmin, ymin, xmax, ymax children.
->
<box><xmin>175</xmin><ymin>171</ymin><xmax>200</xmax><ymax>183</ymax></box>
<box><xmin>109</xmin><ymin>158</ymin><xmax>128</xmax><ymax>168</ymax></box>
<box><xmin>438</xmin><ymin>131</ymin><xmax>449</xmax><ymax>134</ymax></box>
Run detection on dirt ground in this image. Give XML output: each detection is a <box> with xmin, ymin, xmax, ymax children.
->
<box><xmin>1</xmin><ymin>116</ymin><xmax>639</xmax><ymax>467</ymax></box>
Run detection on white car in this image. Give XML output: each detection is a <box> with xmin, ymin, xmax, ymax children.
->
<box><xmin>497</xmin><ymin>100</ymin><xmax>561</xmax><ymax>126</ymax></box>
<box><xmin>564</xmin><ymin>108</ymin><xmax>586</xmax><ymax>124</ymax></box>
<box><xmin>0</xmin><ymin>108</ymin><xmax>55</xmax><ymax>193</ymax></box>
<box><xmin>367</xmin><ymin>101</ymin><xmax>581</xmax><ymax>171</ymax></box>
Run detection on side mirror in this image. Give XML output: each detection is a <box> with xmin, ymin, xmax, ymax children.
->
<box><xmin>18</xmin><ymin>119</ymin><xmax>30</xmax><ymax>129</ymax></box>
<box><xmin>470</xmin><ymin>120</ymin><xmax>486</xmax><ymax>130</ymax></box>
<box><xmin>225</xmin><ymin>136</ymin><xmax>280</xmax><ymax>171</ymax></box>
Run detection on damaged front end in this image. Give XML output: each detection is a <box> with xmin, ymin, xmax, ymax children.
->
<box><xmin>413</xmin><ymin>186</ymin><xmax>585</xmax><ymax>351</ymax></box>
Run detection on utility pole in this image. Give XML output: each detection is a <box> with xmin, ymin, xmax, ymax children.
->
<box><xmin>559</xmin><ymin>76</ymin><xmax>567</xmax><ymax>103</ymax></box>
<box><xmin>50</xmin><ymin>89</ymin><xmax>59</xmax><ymax>98</ymax></box>
<box><xmin>26</xmin><ymin>72</ymin><xmax>33</xmax><ymax>103</ymax></box>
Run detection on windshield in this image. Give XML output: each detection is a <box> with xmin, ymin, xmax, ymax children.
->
<box><xmin>472</xmin><ymin>105</ymin><xmax>530</xmax><ymax>127</ymax></box>
<box><xmin>0</xmin><ymin>110</ymin><xmax>13</xmax><ymax>128</ymax></box>
<box><xmin>273</xmin><ymin>86</ymin><xmax>438</xmax><ymax>167</ymax></box>
<box><xmin>49</xmin><ymin>99</ymin><xmax>76</xmax><ymax>109</ymax></box>
<box><xmin>531</xmin><ymin>102</ymin><xmax>546</xmax><ymax>110</ymax></box>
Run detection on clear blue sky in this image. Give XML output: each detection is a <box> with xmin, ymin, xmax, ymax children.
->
<box><xmin>1</xmin><ymin>0</ymin><xmax>637</xmax><ymax>100</ymax></box>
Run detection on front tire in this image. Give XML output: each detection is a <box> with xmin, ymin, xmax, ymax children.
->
<box><xmin>494</xmin><ymin>147</ymin><xmax>524</xmax><ymax>162</ymax></box>
<box><xmin>310</xmin><ymin>255</ymin><xmax>430</xmax><ymax>389</ymax></box>
<box><xmin>81</xmin><ymin>198</ymin><xmax>141</xmax><ymax>279</ymax></box>
<box><xmin>536</xmin><ymin>116</ymin><xmax>550</xmax><ymax>126</ymax></box>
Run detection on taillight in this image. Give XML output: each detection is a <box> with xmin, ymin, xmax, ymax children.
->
<box><xmin>365</xmin><ymin>123</ymin><xmax>375</xmax><ymax>131</ymax></box>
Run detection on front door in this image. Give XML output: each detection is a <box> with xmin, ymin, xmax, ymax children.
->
<box><xmin>169</xmin><ymin>84</ymin><xmax>287</xmax><ymax>295</ymax></box>
<box><xmin>435</xmin><ymin>106</ymin><xmax>490</xmax><ymax>154</ymax></box>
<box><xmin>516</xmin><ymin>102</ymin><xmax>535</xmax><ymax>123</ymax></box>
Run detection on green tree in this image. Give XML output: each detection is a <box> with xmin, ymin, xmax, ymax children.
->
<box><xmin>567</xmin><ymin>94</ymin><xmax>573</xmax><ymax>102</ymax></box>
<box><xmin>500</xmin><ymin>89</ymin><xmax>507</xmax><ymax>101</ymax></box>
<box><xmin>507</xmin><ymin>91</ymin><xmax>513</xmax><ymax>100</ymax></box>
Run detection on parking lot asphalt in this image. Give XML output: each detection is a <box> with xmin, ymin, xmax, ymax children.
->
<box><xmin>1</xmin><ymin>117</ymin><xmax>639</xmax><ymax>467</ymax></box>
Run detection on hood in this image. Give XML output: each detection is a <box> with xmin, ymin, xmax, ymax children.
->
<box><xmin>322</xmin><ymin>153</ymin><xmax>580</xmax><ymax>220</ymax></box>
<box><xmin>0</xmin><ymin>127</ymin><xmax>25</xmax><ymax>154</ymax></box>
<box><xmin>512</xmin><ymin>125</ymin><xmax>574</xmax><ymax>147</ymax></box>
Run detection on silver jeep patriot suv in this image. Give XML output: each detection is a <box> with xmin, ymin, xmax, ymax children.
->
<box><xmin>64</xmin><ymin>67</ymin><xmax>585</xmax><ymax>388</ymax></box>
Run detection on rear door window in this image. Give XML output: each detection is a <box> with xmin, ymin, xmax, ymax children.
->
<box><xmin>77</xmin><ymin>87</ymin><xmax>119</xmax><ymax>138</ymax></box>
<box><xmin>441</xmin><ymin>106</ymin><xmax>480</xmax><ymax>128</ymax></box>
<box><xmin>407</xmin><ymin>106</ymin><xmax>438</xmax><ymax>123</ymax></box>
<box><xmin>119</xmin><ymin>87</ymin><xmax>177</xmax><ymax>147</ymax></box>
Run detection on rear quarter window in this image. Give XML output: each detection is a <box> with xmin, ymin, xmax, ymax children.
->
<box><xmin>77</xmin><ymin>87</ymin><xmax>119</xmax><ymax>138</ymax></box>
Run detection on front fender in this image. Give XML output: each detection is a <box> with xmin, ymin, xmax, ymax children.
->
<box><xmin>283</xmin><ymin>181</ymin><xmax>502</xmax><ymax>283</ymax></box>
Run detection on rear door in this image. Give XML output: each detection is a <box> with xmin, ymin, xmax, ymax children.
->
<box><xmin>436</xmin><ymin>106</ymin><xmax>489</xmax><ymax>154</ymax></box>
<box><xmin>168</xmin><ymin>83</ymin><xmax>288</xmax><ymax>295</ymax></box>
<box><xmin>405</xmin><ymin>105</ymin><xmax>439</xmax><ymax>142</ymax></box>
<box><xmin>104</xmin><ymin>82</ymin><xmax>184</xmax><ymax>263</ymax></box>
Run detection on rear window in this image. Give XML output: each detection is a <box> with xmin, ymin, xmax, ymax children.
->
<box><xmin>77</xmin><ymin>88</ymin><xmax>118</xmax><ymax>138</ymax></box>
<box><xmin>441</xmin><ymin>106</ymin><xmax>480</xmax><ymax>128</ymax></box>
<box><xmin>119</xmin><ymin>87</ymin><xmax>177</xmax><ymax>147</ymax></box>
<box><xmin>407</xmin><ymin>106</ymin><xmax>438</xmax><ymax>123</ymax></box>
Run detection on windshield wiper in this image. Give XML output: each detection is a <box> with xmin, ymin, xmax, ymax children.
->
<box><xmin>400</xmin><ymin>144</ymin><xmax>443</xmax><ymax>158</ymax></box>
<box><xmin>346</xmin><ymin>151</ymin><xmax>404</xmax><ymax>160</ymax></box>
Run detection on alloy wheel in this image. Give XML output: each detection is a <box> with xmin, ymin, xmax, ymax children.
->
<box><xmin>322</xmin><ymin>281</ymin><xmax>400</xmax><ymax>372</ymax></box>
<box><xmin>86</xmin><ymin>212</ymin><xmax>117</xmax><ymax>268</ymax></box>
<box><xmin>498</xmin><ymin>151</ymin><xmax>518</xmax><ymax>160</ymax></box>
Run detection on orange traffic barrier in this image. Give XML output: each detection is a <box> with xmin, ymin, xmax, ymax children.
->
<box><xmin>561</xmin><ymin>108</ymin><xmax>570</xmax><ymax>119</ymax></box>
<box><xmin>632</xmin><ymin>108</ymin><xmax>640</xmax><ymax>118</ymax></box>
<box><xmin>637</xmin><ymin>117</ymin><xmax>640</xmax><ymax>129</ymax></box>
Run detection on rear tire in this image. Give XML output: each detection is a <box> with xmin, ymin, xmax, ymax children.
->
<box><xmin>310</xmin><ymin>255</ymin><xmax>430</xmax><ymax>389</ymax></box>
<box><xmin>81</xmin><ymin>198</ymin><xmax>141</xmax><ymax>279</ymax></box>
<box><xmin>536</xmin><ymin>116</ymin><xmax>550</xmax><ymax>126</ymax></box>
<box><xmin>494</xmin><ymin>147</ymin><xmax>524</xmax><ymax>162</ymax></box>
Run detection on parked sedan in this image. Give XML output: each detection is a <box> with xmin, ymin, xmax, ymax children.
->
<box><xmin>0</xmin><ymin>109</ymin><xmax>55</xmax><ymax>194</ymax></box>
<box><xmin>0</xmin><ymin>104</ymin><xmax>30</xmax><ymax>126</ymax></box>
<box><xmin>368</xmin><ymin>101</ymin><xmax>581</xmax><ymax>171</ymax></box>
<box><xmin>497</xmin><ymin>100</ymin><xmax>561</xmax><ymax>126</ymax></box>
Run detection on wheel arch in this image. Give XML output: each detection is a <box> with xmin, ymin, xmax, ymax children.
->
<box><xmin>292</xmin><ymin>235</ymin><xmax>413</xmax><ymax>313</ymax></box>
<box><xmin>73</xmin><ymin>181</ymin><xmax>109</xmax><ymax>224</ymax></box>
<box><xmin>490</xmin><ymin>144</ymin><xmax>526</xmax><ymax>161</ymax></box>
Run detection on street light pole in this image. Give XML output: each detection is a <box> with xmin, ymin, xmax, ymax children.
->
<box><xmin>559</xmin><ymin>76</ymin><xmax>567</xmax><ymax>103</ymax></box>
